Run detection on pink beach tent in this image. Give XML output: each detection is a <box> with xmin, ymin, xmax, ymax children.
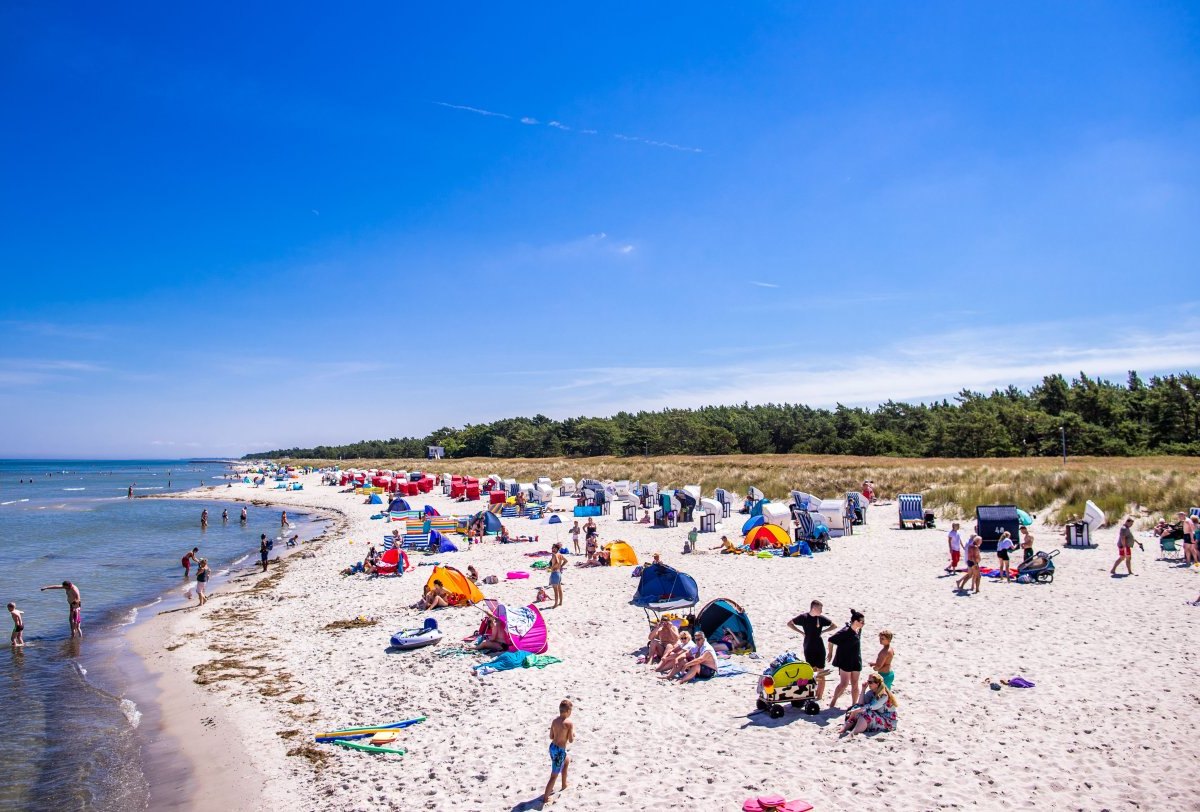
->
<box><xmin>482</xmin><ymin>598</ymin><xmax>547</xmax><ymax>654</ymax></box>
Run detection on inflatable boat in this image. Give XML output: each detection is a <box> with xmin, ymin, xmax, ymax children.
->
<box><xmin>390</xmin><ymin>618</ymin><xmax>442</xmax><ymax>650</ymax></box>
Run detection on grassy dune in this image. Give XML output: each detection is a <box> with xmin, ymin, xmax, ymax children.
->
<box><xmin>278</xmin><ymin>454</ymin><xmax>1200</xmax><ymax>524</ymax></box>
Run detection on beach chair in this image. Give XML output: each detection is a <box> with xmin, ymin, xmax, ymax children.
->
<box><xmin>845</xmin><ymin>492</ymin><xmax>866</xmax><ymax>525</ymax></box>
<box><xmin>898</xmin><ymin>494</ymin><xmax>926</xmax><ymax>529</ymax></box>
<box><xmin>1160</xmin><ymin>536</ymin><xmax>1183</xmax><ymax>560</ymax></box>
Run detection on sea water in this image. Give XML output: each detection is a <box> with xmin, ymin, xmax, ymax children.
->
<box><xmin>0</xmin><ymin>460</ymin><xmax>323</xmax><ymax>811</ymax></box>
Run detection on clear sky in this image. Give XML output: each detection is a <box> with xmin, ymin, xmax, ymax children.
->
<box><xmin>2</xmin><ymin>2</ymin><xmax>1198</xmax><ymax>457</ymax></box>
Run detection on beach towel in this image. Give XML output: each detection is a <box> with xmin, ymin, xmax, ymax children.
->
<box><xmin>472</xmin><ymin>650</ymin><xmax>560</xmax><ymax>676</ymax></box>
<box><xmin>716</xmin><ymin>663</ymin><xmax>750</xmax><ymax>678</ymax></box>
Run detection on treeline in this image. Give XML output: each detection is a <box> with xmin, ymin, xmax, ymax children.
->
<box><xmin>246</xmin><ymin>371</ymin><xmax>1200</xmax><ymax>460</ymax></box>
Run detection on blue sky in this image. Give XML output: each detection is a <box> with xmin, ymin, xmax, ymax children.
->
<box><xmin>2</xmin><ymin>2</ymin><xmax>1198</xmax><ymax>457</ymax></box>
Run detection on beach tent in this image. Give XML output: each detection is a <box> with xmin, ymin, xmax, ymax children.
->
<box><xmin>603</xmin><ymin>541</ymin><xmax>638</xmax><ymax>566</ymax></box>
<box><xmin>425</xmin><ymin>566</ymin><xmax>484</xmax><ymax>605</ymax></box>
<box><xmin>472</xmin><ymin>511</ymin><xmax>503</xmax><ymax>534</ymax></box>
<box><xmin>761</xmin><ymin>502</ymin><xmax>792</xmax><ymax>529</ymax></box>
<box><xmin>430</xmin><ymin>531</ymin><xmax>458</xmax><ymax>553</ymax></box>
<box><xmin>741</xmin><ymin>514</ymin><xmax>765</xmax><ymax>535</ymax></box>
<box><xmin>367</xmin><ymin>493</ymin><xmax>384</xmax><ymax>505</ymax></box>
<box><xmin>745</xmin><ymin>523</ymin><xmax>791</xmax><ymax>549</ymax></box>
<box><xmin>631</xmin><ymin>563</ymin><xmax>699</xmax><ymax>608</ymax></box>
<box><xmin>696</xmin><ymin>598</ymin><xmax>756</xmax><ymax>652</ymax></box>
<box><xmin>375</xmin><ymin>547</ymin><xmax>410</xmax><ymax>576</ymax></box>
<box><xmin>388</xmin><ymin>497</ymin><xmax>411</xmax><ymax>513</ymax></box>
<box><xmin>424</xmin><ymin>505</ymin><xmax>440</xmax><ymax>516</ymax></box>
<box><xmin>481</xmin><ymin>599</ymin><xmax>548</xmax><ymax>655</ymax></box>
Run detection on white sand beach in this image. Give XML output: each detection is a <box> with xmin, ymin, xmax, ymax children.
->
<box><xmin>133</xmin><ymin>473</ymin><xmax>1200</xmax><ymax>811</ymax></box>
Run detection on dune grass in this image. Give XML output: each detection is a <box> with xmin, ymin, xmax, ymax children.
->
<box><xmin>279</xmin><ymin>454</ymin><xmax>1200</xmax><ymax>525</ymax></box>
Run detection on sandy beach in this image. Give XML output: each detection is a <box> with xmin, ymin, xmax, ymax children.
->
<box><xmin>131</xmin><ymin>473</ymin><xmax>1200</xmax><ymax>811</ymax></box>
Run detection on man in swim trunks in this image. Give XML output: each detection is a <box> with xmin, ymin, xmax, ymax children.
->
<box><xmin>182</xmin><ymin>547</ymin><xmax>199</xmax><ymax>578</ymax></box>
<box><xmin>40</xmin><ymin>580</ymin><xmax>82</xmax><ymax>638</ymax></box>
<box><xmin>9</xmin><ymin>602</ymin><xmax>24</xmax><ymax>647</ymax></box>
<box><xmin>548</xmin><ymin>543</ymin><xmax>566</xmax><ymax>609</ymax></box>
<box><xmin>788</xmin><ymin>600</ymin><xmax>833</xmax><ymax>699</ymax></box>
<box><xmin>1110</xmin><ymin>517</ymin><xmax>1137</xmax><ymax>576</ymax></box>
<box><xmin>240</xmin><ymin>507</ymin><xmax>248</xmax><ymax>524</ymax></box>
<box><xmin>259</xmin><ymin>534</ymin><xmax>269</xmax><ymax>572</ymax></box>
<box><xmin>543</xmin><ymin>699</ymin><xmax>574</xmax><ymax>804</ymax></box>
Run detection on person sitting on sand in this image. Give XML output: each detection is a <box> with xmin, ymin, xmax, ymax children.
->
<box><xmin>414</xmin><ymin>580</ymin><xmax>451</xmax><ymax>610</ymax></box>
<box><xmin>499</xmin><ymin>524</ymin><xmax>512</xmax><ymax>543</ymax></box>
<box><xmin>861</xmin><ymin>480</ymin><xmax>875</xmax><ymax>503</ymax></box>
<box><xmin>672</xmin><ymin>631</ymin><xmax>719</xmax><ymax>684</ymax></box>
<box><xmin>466</xmin><ymin>565</ymin><xmax>479</xmax><ymax>583</ymax></box>
<box><xmin>654</xmin><ymin>631</ymin><xmax>694</xmax><ymax>675</ymax></box>
<box><xmin>644</xmin><ymin>619</ymin><xmax>681</xmax><ymax>664</ymax></box>
<box><xmin>639</xmin><ymin>510</ymin><xmax>652</xmax><ymax>524</ymax></box>
<box><xmin>475</xmin><ymin>616</ymin><xmax>508</xmax><ymax>652</ymax></box>
<box><xmin>712</xmin><ymin>535</ymin><xmax>739</xmax><ymax>554</ymax></box>
<box><xmin>391</xmin><ymin>528</ymin><xmax>402</xmax><ymax>545</ymax></box>
<box><xmin>840</xmin><ymin>673</ymin><xmax>898</xmax><ymax>736</ymax></box>
<box><xmin>595</xmin><ymin>547</ymin><xmax>611</xmax><ymax>566</ymax></box>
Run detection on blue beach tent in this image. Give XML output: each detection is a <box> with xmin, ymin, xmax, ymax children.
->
<box><xmin>695</xmin><ymin>598</ymin><xmax>756</xmax><ymax>652</ymax></box>
<box><xmin>631</xmin><ymin>563</ymin><xmax>699</xmax><ymax>607</ymax></box>
<box><xmin>368</xmin><ymin>493</ymin><xmax>384</xmax><ymax>505</ymax></box>
<box><xmin>388</xmin><ymin>497</ymin><xmax>411</xmax><ymax>513</ymax></box>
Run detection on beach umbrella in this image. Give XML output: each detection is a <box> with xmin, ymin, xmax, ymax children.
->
<box><xmin>1016</xmin><ymin>509</ymin><xmax>1034</xmax><ymax>526</ymax></box>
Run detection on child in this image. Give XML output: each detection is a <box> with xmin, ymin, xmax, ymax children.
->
<box><xmin>544</xmin><ymin>699</ymin><xmax>574</xmax><ymax>805</ymax></box>
<box><xmin>195</xmin><ymin>559</ymin><xmax>210</xmax><ymax>605</ymax></box>
<box><xmin>9</xmin><ymin>603</ymin><xmax>24</xmax><ymax>647</ymax></box>
<box><xmin>870</xmin><ymin>630</ymin><xmax>895</xmax><ymax>689</ymax></box>
<box><xmin>945</xmin><ymin>523</ymin><xmax>962</xmax><ymax>573</ymax></box>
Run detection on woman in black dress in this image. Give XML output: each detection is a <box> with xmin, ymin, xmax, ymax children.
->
<box><xmin>827</xmin><ymin>609</ymin><xmax>865</xmax><ymax>710</ymax></box>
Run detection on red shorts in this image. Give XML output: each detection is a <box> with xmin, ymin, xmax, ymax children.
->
<box><xmin>950</xmin><ymin>550</ymin><xmax>961</xmax><ymax>568</ymax></box>
<box><xmin>1118</xmin><ymin>546</ymin><xmax>1131</xmax><ymax>558</ymax></box>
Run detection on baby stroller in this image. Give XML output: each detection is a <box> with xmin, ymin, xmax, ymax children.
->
<box><xmin>755</xmin><ymin>652</ymin><xmax>821</xmax><ymax>719</ymax></box>
<box><xmin>1016</xmin><ymin>549</ymin><xmax>1059</xmax><ymax>583</ymax></box>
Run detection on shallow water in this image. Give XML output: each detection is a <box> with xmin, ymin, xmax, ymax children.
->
<box><xmin>0</xmin><ymin>459</ymin><xmax>319</xmax><ymax>811</ymax></box>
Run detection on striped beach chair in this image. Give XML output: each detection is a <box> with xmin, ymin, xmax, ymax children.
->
<box><xmin>898</xmin><ymin>494</ymin><xmax>926</xmax><ymax>529</ymax></box>
<box><xmin>500</xmin><ymin>505</ymin><xmax>519</xmax><ymax>518</ymax></box>
<box><xmin>402</xmin><ymin>532</ymin><xmax>432</xmax><ymax>551</ymax></box>
<box><xmin>523</xmin><ymin>504</ymin><xmax>544</xmax><ymax>520</ymax></box>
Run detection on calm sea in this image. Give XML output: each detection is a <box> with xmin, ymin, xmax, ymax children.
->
<box><xmin>0</xmin><ymin>459</ymin><xmax>323</xmax><ymax>811</ymax></box>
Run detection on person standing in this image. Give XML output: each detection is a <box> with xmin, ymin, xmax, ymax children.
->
<box><xmin>200</xmin><ymin>509</ymin><xmax>208</xmax><ymax>529</ymax></box>
<box><xmin>956</xmin><ymin>535</ymin><xmax>983</xmax><ymax>593</ymax></box>
<box><xmin>259</xmin><ymin>533</ymin><xmax>270</xmax><ymax>573</ymax></box>
<box><xmin>787</xmin><ymin>600</ymin><xmax>834</xmax><ymax>700</ymax></box>
<box><xmin>548</xmin><ymin>543</ymin><xmax>566</xmax><ymax>609</ymax></box>
<box><xmin>946</xmin><ymin>522</ymin><xmax>964</xmax><ymax>573</ymax></box>
<box><xmin>995</xmin><ymin>531</ymin><xmax>1015</xmax><ymax>582</ymax></box>
<box><xmin>1110</xmin><ymin>517</ymin><xmax>1138</xmax><ymax>576</ymax></box>
<box><xmin>1181</xmin><ymin>512</ymin><xmax>1197</xmax><ymax>567</ymax></box>
<box><xmin>280</xmin><ymin>510</ymin><xmax>288</xmax><ymax>529</ymax></box>
<box><xmin>221</xmin><ymin>509</ymin><xmax>229</xmax><ymax>524</ymax></box>
<box><xmin>9</xmin><ymin>602</ymin><xmax>24</xmax><ymax>647</ymax></box>
<box><xmin>195</xmin><ymin>559</ymin><xmax>210</xmax><ymax>605</ymax></box>
<box><xmin>542</xmin><ymin>699</ymin><xmax>574</xmax><ymax>805</ymax></box>
<box><xmin>827</xmin><ymin>609</ymin><xmax>865</xmax><ymax>709</ymax></box>
<box><xmin>569</xmin><ymin>521</ymin><xmax>582</xmax><ymax>555</ymax></box>
<box><xmin>40</xmin><ymin>581</ymin><xmax>83</xmax><ymax>638</ymax></box>
<box><xmin>1020</xmin><ymin>526</ymin><xmax>1035</xmax><ymax>563</ymax></box>
<box><xmin>240</xmin><ymin>506</ymin><xmax>248</xmax><ymax>524</ymax></box>
<box><xmin>128</xmin><ymin>485</ymin><xmax>134</xmax><ymax>498</ymax></box>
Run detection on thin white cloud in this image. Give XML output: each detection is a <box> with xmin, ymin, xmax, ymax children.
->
<box><xmin>0</xmin><ymin>358</ymin><xmax>108</xmax><ymax>386</ymax></box>
<box><xmin>433</xmin><ymin>102</ymin><xmax>702</xmax><ymax>154</ymax></box>
<box><xmin>432</xmin><ymin>101</ymin><xmax>511</xmax><ymax>119</ymax></box>
<box><xmin>749</xmin><ymin>281</ymin><xmax>779</xmax><ymax>288</ymax></box>
<box><xmin>619</xmin><ymin>245</ymin><xmax>635</xmax><ymax>254</ymax></box>
<box><xmin>3</xmin><ymin>321</ymin><xmax>110</xmax><ymax>341</ymax></box>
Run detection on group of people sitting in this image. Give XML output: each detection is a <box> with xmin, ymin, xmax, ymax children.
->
<box><xmin>639</xmin><ymin>617</ymin><xmax>749</xmax><ymax>684</ymax></box>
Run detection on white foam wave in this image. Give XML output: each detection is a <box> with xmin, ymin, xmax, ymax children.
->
<box><xmin>120</xmin><ymin>596</ymin><xmax>162</xmax><ymax>626</ymax></box>
<box><xmin>134</xmin><ymin>486</ymin><xmax>164</xmax><ymax>491</ymax></box>
<box><xmin>1</xmin><ymin>500</ymin><xmax>16</xmax><ymax>506</ymax></box>
<box><xmin>230</xmin><ymin>553</ymin><xmax>249</xmax><ymax>567</ymax></box>
<box><xmin>120</xmin><ymin>698</ymin><xmax>142</xmax><ymax>728</ymax></box>
<box><xmin>74</xmin><ymin>662</ymin><xmax>88</xmax><ymax>677</ymax></box>
<box><xmin>63</xmin><ymin>487</ymin><xmax>86</xmax><ymax>491</ymax></box>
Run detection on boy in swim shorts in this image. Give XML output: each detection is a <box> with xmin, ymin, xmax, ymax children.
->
<box><xmin>9</xmin><ymin>602</ymin><xmax>24</xmax><ymax>647</ymax></box>
<box><xmin>543</xmin><ymin>699</ymin><xmax>574</xmax><ymax>804</ymax></box>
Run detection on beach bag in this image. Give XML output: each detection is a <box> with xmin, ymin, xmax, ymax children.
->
<box><xmin>631</xmin><ymin>565</ymin><xmax>643</xmax><ymax>577</ymax></box>
<box><xmin>482</xmin><ymin>575</ymin><xmax>499</xmax><ymax>585</ymax></box>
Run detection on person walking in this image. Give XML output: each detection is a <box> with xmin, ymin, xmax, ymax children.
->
<box><xmin>195</xmin><ymin>559</ymin><xmax>210</xmax><ymax>605</ymax></box>
<box><xmin>946</xmin><ymin>522</ymin><xmax>964</xmax><ymax>573</ymax></box>
<box><xmin>995</xmin><ymin>531</ymin><xmax>1015</xmax><ymax>582</ymax></box>
<box><xmin>955</xmin><ymin>535</ymin><xmax>983</xmax><ymax>593</ymax></box>
<box><xmin>827</xmin><ymin>609</ymin><xmax>865</xmax><ymax>709</ymax></box>
<box><xmin>1110</xmin><ymin>517</ymin><xmax>1139</xmax><ymax>576</ymax></box>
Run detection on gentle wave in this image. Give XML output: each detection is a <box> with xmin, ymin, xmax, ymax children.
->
<box><xmin>1</xmin><ymin>498</ymin><xmax>31</xmax><ymax>505</ymax></box>
<box><xmin>63</xmin><ymin>487</ymin><xmax>86</xmax><ymax>491</ymax></box>
<box><xmin>120</xmin><ymin>698</ymin><xmax>142</xmax><ymax>729</ymax></box>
